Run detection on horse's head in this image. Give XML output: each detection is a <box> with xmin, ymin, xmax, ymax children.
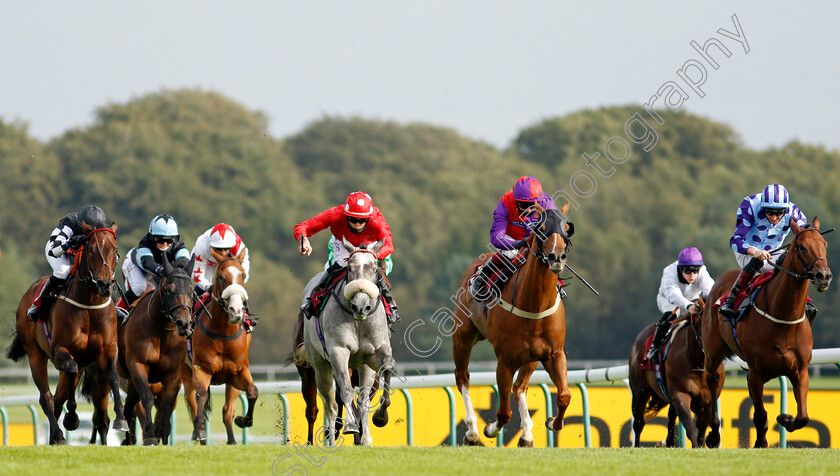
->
<box><xmin>212</xmin><ymin>252</ymin><xmax>249</xmax><ymax>324</ymax></box>
<box><xmin>524</xmin><ymin>201</ymin><xmax>574</xmax><ymax>274</ymax></box>
<box><xmin>79</xmin><ymin>223</ymin><xmax>119</xmax><ymax>297</ymax></box>
<box><xmin>790</xmin><ymin>218</ymin><xmax>833</xmax><ymax>292</ymax></box>
<box><xmin>342</xmin><ymin>237</ymin><xmax>382</xmax><ymax>321</ymax></box>
<box><xmin>160</xmin><ymin>254</ymin><xmax>196</xmax><ymax>337</ymax></box>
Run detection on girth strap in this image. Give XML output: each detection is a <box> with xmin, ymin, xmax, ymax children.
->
<box><xmin>496</xmin><ymin>292</ymin><xmax>561</xmax><ymax>320</ymax></box>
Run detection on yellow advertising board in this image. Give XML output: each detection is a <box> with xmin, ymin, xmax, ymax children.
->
<box><xmin>286</xmin><ymin>385</ymin><xmax>837</xmax><ymax>448</ymax></box>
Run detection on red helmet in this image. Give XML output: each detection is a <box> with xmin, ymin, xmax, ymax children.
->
<box><xmin>209</xmin><ymin>223</ymin><xmax>237</xmax><ymax>248</ymax></box>
<box><xmin>344</xmin><ymin>192</ymin><xmax>374</xmax><ymax>218</ymax></box>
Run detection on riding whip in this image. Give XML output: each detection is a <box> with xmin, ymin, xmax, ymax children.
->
<box><xmin>564</xmin><ymin>263</ymin><xmax>600</xmax><ymax>296</ymax></box>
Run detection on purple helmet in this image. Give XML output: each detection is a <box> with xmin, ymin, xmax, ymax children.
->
<box><xmin>513</xmin><ymin>176</ymin><xmax>543</xmax><ymax>202</ymax></box>
<box><xmin>678</xmin><ymin>247</ymin><xmax>703</xmax><ymax>266</ymax></box>
<box><xmin>759</xmin><ymin>184</ymin><xmax>790</xmax><ymax>209</ymax></box>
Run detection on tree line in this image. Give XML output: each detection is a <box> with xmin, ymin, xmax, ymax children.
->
<box><xmin>1</xmin><ymin>89</ymin><xmax>838</xmax><ymax>366</ymax></box>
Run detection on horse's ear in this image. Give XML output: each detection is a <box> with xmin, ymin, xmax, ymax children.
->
<box><xmin>565</xmin><ymin>221</ymin><xmax>575</xmax><ymax>238</ymax></box>
<box><xmin>560</xmin><ymin>201</ymin><xmax>570</xmax><ymax>216</ymax></box>
<box><xmin>161</xmin><ymin>253</ymin><xmax>173</xmax><ymax>276</ymax></box>
<box><xmin>342</xmin><ymin>237</ymin><xmax>356</xmax><ymax>253</ymax></box>
<box><xmin>81</xmin><ymin>223</ymin><xmax>93</xmax><ymax>233</ymax></box>
<box><xmin>209</xmin><ymin>247</ymin><xmax>226</xmax><ymax>263</ymax></box>
<box><xmin>235</xmin><ymin>247</ymin><xmax>246</xmax><ymax>262</ymax></box>
<box><xmin>791</xmin><ymin>218</ymin><xmax>802</xmax><ymax>234</ymax></box>
<box><xmin>185</xmin><ymin>255</ymin><xmax>196</xmax><ymax>275</ymax></box>
<box><xmin>813</xmin><ymin>217</ymin><xmax>821</xmax><ymax>230</ymax></box>
<box><xmin>525</xmin><ymin>233</ymin><xmax>536</xmax><ymax>248</ymax></box>
<box><xmin>371</xmin><ymin>240</ymin><xmax>383</xmax><ymax>254</ymax></box>
<box><xmin>110</xmin><ymin>222</ymin><xmax>118</xmax><ymax>233</ymax></box>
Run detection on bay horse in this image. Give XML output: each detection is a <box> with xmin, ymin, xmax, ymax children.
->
<box><xmin>452</xmin><ymin>203</ymin><xmax>573</xmax><ymax>447</ymax></box>
<box><xmin>6</xmin><ymin>224</ymin><xmax>129</xmax><ymax>445</ymax></box>
<box><xmin>118</xmin><ymin>254</ymin><xmax>195</xmax><ymax>445</ymax></box>
<box><xmin>181</xmin><ymin>251</ymin><xmax>258</xmax><ymax>444</ymax></box>
<box><xmin>299</xmin><ymin>238</ymin><xmax>395</xmax><ymax>446</ymax></box>
<box><xmin>702</xmin><ymin>218</ymin><xmax>832</xmax><ymax>448</ymax></box>
<box><xmin>628</xmin><ymin>298</ymin><xmax>725</xmax><ymax>448</ymax></box>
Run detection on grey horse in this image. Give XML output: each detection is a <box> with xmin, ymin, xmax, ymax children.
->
<box><xmin>298</xmin><ymin>238</ymin><xmax>396</xmax><ymax>446</ymax></box>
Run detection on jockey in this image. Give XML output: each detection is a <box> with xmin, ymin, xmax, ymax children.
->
<box><xmin>191</xmin><ymin>223</ymin><xmax>255</xmax><ymax>332</ymax></box>
<box><xmin>719</xmin><ymin>184</ymin><xmax>810</xmax><ymax>319</ymax></box>
<box><xmin>27</xmin><ymin>205</ymin><xmax>110</xmax><ymax>321</ymax></box>
<box><xmin>294</xmin><ymin>191</ymin><xmax>399</xmax><ymax>323</ymax></box>
<box><xmin>119</xmin><ymin>214</ymin><xmax>191</xmax><ymax>310</ymax></box>
<box><xmin>470</xmin><ymin>176</ymin><xmax>564</xmax><ymax>298</ymax></box>
<box><xmin>645</xmin><ymin>247</ymin><xmax>714</xmax><ymax>362</ymax></box>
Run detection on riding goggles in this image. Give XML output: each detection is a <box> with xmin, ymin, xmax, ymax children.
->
<box><xmin>763</xmin><ymin>207</ymin><xmax>786</xmax><ymax>217</ymax></box>
<box><xmin>154</xmin><ymin>236</ymin><xmax>176</xmax><ymax>245</ymax></box>
<box><xmin>681</xmin><ymin>266</ymin><xmax>701</xmax><ymax>274</ymax></box>
<box><xmin>347</xmin><ymin>217</ymin><xmax>369</xmax><ymax>225</ymax></box>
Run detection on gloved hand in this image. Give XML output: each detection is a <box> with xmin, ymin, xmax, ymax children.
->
<box><xmin>66</xmin><ymin>234</ymin><xmax>87</xmax><ymax>249</ymax></box>
<box><xmin>154</xmin><ymin>265</ymin><xmax>165</xmax><ymax>278</ymax></box>
<box><xmin>515</xmin><ymin>240</ymin><xmax>527</xmax><ymax>249</ymax></box>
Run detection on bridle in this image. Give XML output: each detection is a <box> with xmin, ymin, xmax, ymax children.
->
<box><xmin>77</xmin><ymin>228</ymin><xmax>118</xmax><ymax>296</ymax></box>
<box><xmin>526</xmin><ymin>209</ymin><xmax>573</xmax><ymax>264</ymax></box>
<box><xmin>770</xmin><ymin>227</ymin><xmax>833</xmax><ymax>281</ymax></box>
<box><xmin>159</xmin><ymin>273</ymin><xmax>195</xmax><ymax>325</ymax></box>
<box><xmin>211</xmin><ymin>256</ymin><xmax>248</xmax><ymax>312</ymax></box>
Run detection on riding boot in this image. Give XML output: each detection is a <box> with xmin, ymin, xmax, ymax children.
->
<box><xmin>377</xmin><ymin>273</ymin><xmax>400</xmax><ymax>324</ymax></box>
<box><xmin>805</xmin><ymin>301</ymin><xmax>817</xmax><ymax>324</ymax></box>
<box><xmin>302</xmin><ymin>262</ymin><xmax>343</xmax><ymax>319</ymax></box>
<box><xmin>471</xmin><ymin>253</ymin><xmax>508</xmax><ymax>299</ymax></box>
<box><xmin>27</xmin><ymin>276</ymin><xmax>66</xmax><ymax>322</ymax></box>
<box><xmin>718</xmin><ymin>267</ymin><xmax>758</xmax><ymax>319</ymax></box>
<box><xmin>557</xmin><ymin>278</ymin><xmax>568</xmax><ymax>300</ymax></box>
<box><xmin>644</xmin><ymin>311</ymin><xmax>673</xmax><ymax>362</ymax></box>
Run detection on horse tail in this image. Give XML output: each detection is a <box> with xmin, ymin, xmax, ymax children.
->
<box><xmin>6</xmin><ymin>334</ymin><xmax>26</xmax><ymax>362</ymax></box>
<box><xmin>293</xmin><ymin>343</ymin><xmax>310</xmax><ymax>368</ymax></box>
<box><xmin>644</xmin><ymin>396</ymin><xmax>669</xmax><ymax>419</ymax></box>
<box><xmin>79</xmin><ymin>368</ymin><xmax>95</xmax><ymax>403</ymax></box>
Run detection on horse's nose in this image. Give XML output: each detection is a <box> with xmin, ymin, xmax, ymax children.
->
<box><xmin>547</xmin><ymin>253</ymin><xmax>557</xmax><ymax>262</ymax></box>
<box><xmin>351</xmin><ymin>303</ymin><xmax>360</xmax><ymax>314</ymax></box>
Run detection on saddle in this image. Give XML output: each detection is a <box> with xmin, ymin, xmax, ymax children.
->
<box><xmin>310</xmin><ymin>269</ymin><xmax>348</xmax><ymax>318</ymax></box>
<box><xmin>117</xmin><ymin>289</ymin><xmax>154</xmax><ymax>329</ymax></box>
<box><xmin>469</xmin><ymin>251</ymin><xmax>528</xmax><ymax>300</ymax></box>
<box><xmin>712</xmin><ymin>269</ymin><xmax>777</xmax><ymax>319</ymax></box>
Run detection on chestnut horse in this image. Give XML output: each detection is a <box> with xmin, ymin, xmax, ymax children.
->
<box><xmin>452</xmin><ymin>203</ymin><xmax>573</xmax><ymax>447</ymax></box>
<box><xmin>118</xmin><ymin>255</ymin><xmax>195</xmax><ymax>445</ymax></box>
<box><xmin>6</xmin><ymin>224</ymin><xmax>128</xmax><ymax>444</ymax></box>
<box><xmin>182</xmin><ymin>253</ymin><xmax>258</xmax><ymax>444</ymax></box>
<box><xmin>702</xmin><ymin>218</ymin><xmax>832</xmax><ymax>448</ymax></box>
<box><xmin>629</xmin><ymin>298</ymin><xmax>725</xmax><ymax>448</ymax></box>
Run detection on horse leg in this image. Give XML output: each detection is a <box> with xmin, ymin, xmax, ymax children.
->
<box><xmin>702</xmin><ymin>353</ymin><xmax>725</xmax><ymax>449</ymax></box>
<box><xmin>453</xmin><ymin>317</ymin><xmax>480</xmax><ymax>446</ymax></box>
<box><xmin>156</xmin><ymin>373</ymin><xmax>181</xmax><ymax>446</ymax></box>
<box><xmin>543</xmin><ymin>351</ymin><xmax>571</xmax><ymax>432</ymax></box>
<box><xmin>665</xmin><ymin>404</ymin><xmax>677</xmax><ymax>447</ymax></box>
<box><xmin>511</xmin><ymin>362</ymin><xmax>537</xmax><ymax>447</ymax></box>
<box><xmin>297</xmin><ymin>364</ymin><xmax>319</xmax><ymax>444</ymax></box>
<box><xmin>328</xmin><ymin>349</ymin><xmax>359</xmax><ymax>435</ymax></box>
<box><xmin>222</xmin><ymin>384</ymin><xmax>238</xmax><ymax>444</ymax></box>
<box><xmin>369</xmin><ymin>347</ymin><xmax>396</xmax><ymax>429</ymax></box>
<box><xmin>670</xmin><ymin>392</ymin><xmax>700</xmax><ymax>448</ymax></box>
<box><xmin>779</xmin><ymin>365</ymin><xmax>810</xmax><ymax>432</ymax></box>
<box><xmin>91</xmin><ymin>370</ymin><xmax>111</xmax><ymax>445</ymax></box>
<box><xmin>312</xmin><ymin>359</ymin><xmax>340</xmax><ymax>446</ymax></box>
<box><xmin>355</xmin><ymin>365</ymin><xmax>375</xmax><ymax>446</ymax></box>
<box><xmin>181</xmin><ymin>362</ymin><xmax>198</xmax><ymax>422</ymax></box>
<box><xmin>128</xmin><ymin>364</ymin><xmax>158</xmax><ymax>445</ymax></box>
<box><xmin>484</xmin><ymin>358</ymin><xmax>514</xmax><ymax>441</ymax></box>
<box><xmin>102</xmin><ymin>351</ymin><xmax>129</xmax><ymax>431</ymax></box>
<box><xmin>232</xmin><ymin>367</ymin><xmax>259</xmax><ymax>430</ymax></box>
<box><xmin>747</xmin><ymin>369</ymin><xmax>769</xmax><ymax>448</ymax></box>
<box><xmin>121</xmin><ymin>386</ymin><xmax>140</xmax><ymax>446</ymax></box>
<box><xmin>705</xmin><ymin>400</ymin><xmax>722</xmax><ymax>448</ymax></box>
<box><xmin>53</xmin><ymin>370</ymin><xmax>80</xmax><ymax>433</ymax></box>
<box><xmin>28</xmin><ymin>349</ymin><xmax>64</xmax><ymax>445</ymax></box>
<box><xmin>190</xmin><ymin>367</ymin><xmax>213</xmax><ymax>442</ymax></box>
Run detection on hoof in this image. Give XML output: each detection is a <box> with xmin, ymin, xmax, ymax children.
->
<box><xmin>372</xmin><ymin>409</ymin><xmax>389</xmax><ymax>428</ymax></box>
<box><xmin>121</xmin><ymin>436</ymin><xmax>135</xmax><ymax>446</ymax></box>
<box><xmin>463</xmin><ymin>435</ymin><xmax>481</xmax><ymax>446</ymax></box>
<box><xmin>483</xmin><ymin>423</ymin><xmax>500</xmax><ymax>439</ymax></box>
<box><xmin>63</xmin><ymin>412</ymin><xmax>80</xmax><ymax>431</ymax></box>
<box><xmin>517</xmin><ymin>438</ymin><xmax>534</xmax><ymax>448</ymax></box>
<box><xmin>342</xmin><ymin>422</ymin><xmax>360</xmax><ymax>435</ymax></box>
<box><xmin>705</xmin><ymin>433</ymin><xmax>720</xmax><ymax>448</ymax></box>
<box><xmin>54</xmin><ymin>436</ymin><xmax>68</xmax><ymax>446</ymax></box>
<box><xmin>192</xmin><ymin>429</ymin><xmax>207</xmax><ymax>441</ymax></box>
<box><xmin>112</xmin><ymin>417</ymin><xmax>130</xmax><ymax>432</ymax></box>
<box><xmin>143</xmin><ymin>437</ymin><xmax>159</xmax><ymax>446</ymax></box>
<box><xmin>234</xmin><ymin>416</ymin><xmax>253</xmax><ymax>428</ymax></box>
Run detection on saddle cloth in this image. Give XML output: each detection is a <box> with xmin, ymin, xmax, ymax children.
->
<box><xmin>310</xmin><ymin>270</ymin><xmax>348</xmax><ymax>318</ymax></box>
<box><xmin>712</xmin><ymin>269</ymin><xmax>776</xmax><ymax>313</ymax></box>
<box><xmin>469</xmin><ymin>251</ymin><xmax>528</xmax><ymax>299</ymax></box>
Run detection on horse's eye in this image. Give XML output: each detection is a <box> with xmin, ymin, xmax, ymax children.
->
<box><xmin>797</xmin><ymin>244</ymin><xmax>806</xmax><ymax>252</ymax></box>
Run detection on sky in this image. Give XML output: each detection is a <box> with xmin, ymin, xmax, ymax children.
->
<box><xmin>2</xmin><ymin>1</ymin><xmax>839</xmax><ymax>151</ymax></box>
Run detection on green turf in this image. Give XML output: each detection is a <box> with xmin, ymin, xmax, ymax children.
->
<box><xmin>1</xmin><ymin>446</ymin><xmax>839</xmax><ymax>476</ymax></box>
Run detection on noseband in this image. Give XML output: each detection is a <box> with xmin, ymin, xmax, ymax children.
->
<box><xmin>212</xmin><ymin>256</ymin><xmax>247</xmax><ymax>308</ymax></box>
<box><xmin>528</xmin><ymin>209</ymin><xmax>573</xmax><ymax>264</ymax></box>
<box><xmin>160</xmin><ymin>273</ymin><xmax>195</xmax><ymax>323</ymax></box>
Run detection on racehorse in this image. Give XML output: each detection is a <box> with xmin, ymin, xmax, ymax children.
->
<box><xmin>181</xmin><ymin>251</ymin><xmax>258</xmax><ymax>444</ymax></box>
<box><xmin>299</xmin><ymin>238</ymin><xmax>395</xmax><ymax>446</ymax></box>
<box><xmin>702</xmin><ymin>218</ymin><xmax>832</xmax><ymax>448</ymax></box>
<box><xmin>628</xmin><ymin>298</ymin><xmax>724</xmax><ymax>448</ymax></box>
<box><xmin>452</xmin><ymin>203</ymin><xmax>574</xmax><ymax>447</ymax></box>
<box><xmin>118</xmin><ymin>255</ymin><xmax>195</xmax><ymax>445</ymax></box>
<box><xmin>6</xmin><ymin>224</ymin><xmax>129</xmax><ymax>444</ymax></box>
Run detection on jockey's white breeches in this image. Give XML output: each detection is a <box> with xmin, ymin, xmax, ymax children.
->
<box><xmin>45</xmin><ymin>242</ymin><xmax>72</xmax><ymax>279</ymax></box>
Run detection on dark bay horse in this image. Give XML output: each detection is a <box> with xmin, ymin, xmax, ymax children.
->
<box><xmin>118</xmin><ymin>255</ymin><xmax>195</xmax><ymax>445</ymax></box>
<box><xmin>702</xmin><ymin>218</ymin><xmax>832</xmax><ymax>448</ymax></box>
<box><xmin>629</xmin><ymin>298</ymin><xmax>725</xmax><ymax>448</ymax></box>
<box><xmin>6</xmin><ymin>224</ymin><xmax>128</xmax><ymax>444</ymax></box>
<box><xmin>182</xmin><ymin>252</ymin><xmax>258</xmax><ymax>444</ymax></box>
<box><xmin>452</xmin><ymin>203</ymin><xmax>573</xmax><ymax>447</ymax></box>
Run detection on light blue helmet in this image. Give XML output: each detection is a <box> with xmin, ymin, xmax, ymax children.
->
<box><xmin>759</xmin><ymin>184</ymin><xmax>790</xmax><ymax>209</ymax></box>
<box><xmin>149</xmin><ymin>214</ymin><xmax>179</xmax><ymax>237</ymax></box>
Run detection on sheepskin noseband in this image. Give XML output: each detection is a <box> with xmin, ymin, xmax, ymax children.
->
<box><xmin>344</xmin><ymin>279</ymin><xmax>379</xmax><ymax>301</ymax></box>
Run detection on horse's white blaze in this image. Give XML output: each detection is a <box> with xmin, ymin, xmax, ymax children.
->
<box><xmin>461</xmin><ymin>385</ymin><xmax>480</xmax><ymax>442</ymax></box>
<box><xmin>517</xmin><ymin>393</ymin><xmax>534</xmax><ymax>443</ymax></box>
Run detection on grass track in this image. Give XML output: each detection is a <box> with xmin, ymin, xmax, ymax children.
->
<box><xmin>2</xmin><ymin>446</ymin><xmax>840</xmax><ymax>476</ymax></box>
